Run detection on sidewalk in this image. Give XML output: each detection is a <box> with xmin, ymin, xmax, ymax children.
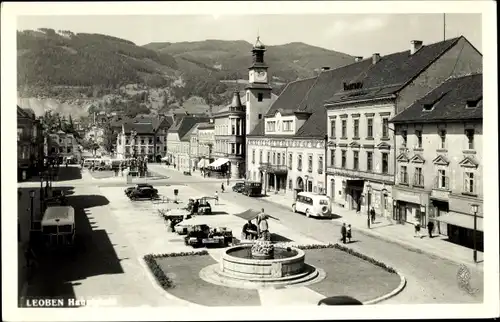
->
<box><xmin>262</xmin><ymin>193</ymin><xmax>484</xmax><ymax>271</ymax></box>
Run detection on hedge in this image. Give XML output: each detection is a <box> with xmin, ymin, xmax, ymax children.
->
<box><xmin>144</xmin><ymin>250</ymin><xmax>209</xmax><ymax>289</ymax></box>
<box><xmin>293</xmin><ymin>243</ymin><xmax>397</xmax><ymax>274</ymax></box>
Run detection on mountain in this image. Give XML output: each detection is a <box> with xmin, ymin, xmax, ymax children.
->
<box><xmin>17</xmin><ymin>29</ymin><xmax>353</xmax><ymax>118</ymax></box>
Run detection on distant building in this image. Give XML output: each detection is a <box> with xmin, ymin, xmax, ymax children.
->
<box><xmin>195</xmin><ymin>122</ymin><xmax>215</xmax><ymax>168</ymax></box>
<box><xmin>46</xmin><ymin>130</ymin><xmax>80</xmax><ymax>163</ymax></box>
<box><xmin>390</xmin><ymin>73</ymin><xmax>483</xmax><ymax>251</ymax></box>
<box><xmin>115</xmin><ymin>115</ymin><xmax>172</xmax><ymax>161</ymax></box>
<box><xmin>17</xmin><ymin>106</ymin><xmax>43</xmax><ymax>180</ymax></box>
<box><xmin>165</xmin><ymin>116</ymin><xmax>210</xmax><ymax>169</ymax></box>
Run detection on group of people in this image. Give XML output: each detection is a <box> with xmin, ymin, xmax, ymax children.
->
<box><xmin>340</xmin><ymin>223</ymin><xmax>353</xmax><ymax>244</ymax></box>
<box><xmin>241</xmin><ymin>208</ymin><xmax>272</xmax><ymax>241</ymax></box>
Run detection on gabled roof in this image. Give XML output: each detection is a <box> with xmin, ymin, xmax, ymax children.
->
<box><xmin>264</xmin><ymin>77</ymin><xmax>317</xmax><ymax>117</ymax></box>
<box><xmin>168</xmin><ymin>116</ymin><xmax>210</xmax><ymax>139</ymax></box>
<box><xmin>410</xmin><ymin>154</ymin><xmax>425</xmax><ymax>163</ymax></box>
<box><xmin>432</xmin><ymin>154</ymin><xmax>449</xmax><ymax>165</ymax></box>
<box><xmin>325</xmin><ymin>37</ymin><xmax>462</xmax><ymax>104</ymax></box>
<box><xmin>391</xmin><ymin>73</ymin><xmax>482</xmax><ymax>123</ymax></box>
<box><xmin>458</xmin><ymin>156</ymin><xmax>479</xmax><ymax>168</ymax></box>
<box><xmin>17</xmin><ymin>105</ymin><xmax>35</xmax><ymax>119</ymax></box>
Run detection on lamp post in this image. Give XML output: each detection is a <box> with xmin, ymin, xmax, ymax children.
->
<box><xmin>29</xmin><ymin>190</ymin><xmax>35</xmax><ymax>231</ymax></box>
<box><xmin>366</xmin><ymin>182</ymin><xmax>372</xmax><ymax>228</ymax></box>
<box><xmin>471</xmin><ymin>204</ymin><xmax>479</xmax><ymax>263</ymax></box>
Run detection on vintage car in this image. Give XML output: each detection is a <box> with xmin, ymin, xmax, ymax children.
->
<box><xmin>292</xmin><ymin>191</ymin><xmax>331</xmax><ymax>218</ymax></box>
<box><xmin>128</xmin><ymin>186</ymin><xmax>158</xmax><ymax>200</ymax></box>
<box><xmin>125</xmin><ymin>183</ymin><xmax>154</xmax><ymax>196</ymax></box>
<box><xmin>232</xmin><ymin>182</ymin><xmax>246</xmax><ymax>193</ymax></box>
<box><xmin>184</xmin><ymin>225</ymin><xmax>233</xmax><ymax>248</ymax></box>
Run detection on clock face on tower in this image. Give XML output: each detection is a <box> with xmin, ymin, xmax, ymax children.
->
<box><xmin>255</xmin><ymin>70</ymin><xmax>267</xmax><ymax>82</ymax></box>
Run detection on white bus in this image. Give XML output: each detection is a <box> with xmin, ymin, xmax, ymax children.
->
<box><xmin>292</xmin><ymin>192</ymin><xmax>331</xmax><ymax>218</ymax></box>
<box><xmin>41</xmin><ymin>206</ymin><xmax>76</xmax><ymax>248</ymax></box>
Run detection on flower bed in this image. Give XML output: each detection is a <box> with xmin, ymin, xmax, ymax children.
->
<box><xmin>144</xmin><ymin>250</ymin><xmax>209</xmax><ymax>289</ymax></box>
<box><xmin>293</xmin><ymin>243</ymin><xmax>397</xmax><ymax>274</ymax></box>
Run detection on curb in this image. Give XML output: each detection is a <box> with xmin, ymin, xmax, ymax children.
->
<box><xmin>363</xmin><ymin>271</ymin><xmax>407</xmax><ymax>305</ymax></box>
<box><xmin>336</xmin><ymin>221</ymin><xmax>484</xmax><ymax>273</ymax></box>
<box><xmin>138</xmin><ymin>255</ymin><xmax>202</xmax><ymax>307</ymax></box>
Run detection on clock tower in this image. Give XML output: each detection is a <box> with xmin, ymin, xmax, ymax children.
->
<box><xmin>245</xmin><ymin>36</ymin><xmax>273</xmax><ymax>135</ymax></box>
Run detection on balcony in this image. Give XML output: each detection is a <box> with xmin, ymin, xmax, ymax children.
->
<box><xmin>431</xmin><ymin>176</ymin><xmax>450</xmax><ymax>201</ymax></box>
<box><xmin>413</xmin><ymin>174</ymin><xmax>424</xmax><ymax>187</ymax></box>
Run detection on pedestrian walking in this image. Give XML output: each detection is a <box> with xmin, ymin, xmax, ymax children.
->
<box><xmin>427</xmin><ymin>220</ymin><xmax>435</xmax><ymax>238</ymax></box>
<box><xmin>214</xmin><ymin>191</ymin><xmax>219</xmax><ymax>205</ymax></box>
<box><xmin>356</xmin><ymin>200</ymin><xmax>361</xmax><ymax>213</ymax></box>
<box><xmin>347</xmin><ymin>224</ymin><xmax>352</xmax><ymax>243</ymax></box>
<box><xmin>414</xmin><ymin>220</ymin><xmax>422</xmax><ymax>238</ymax></box>
<box><xmin>221</xmin><ymin>183</ymin><xmax>225</xmax><ymax>193</ymax></box>
<box><xmin>370</xmin><ymin>207</ymin><xmax>376</xmax><ymax>223</ymax></box>
<box><xmin>341</xmin><ymin>223</ymin><xmax>347</xmax><ymax>244</ymax></box>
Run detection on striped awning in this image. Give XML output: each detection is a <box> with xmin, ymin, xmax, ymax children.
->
<box><xmin>208</xmin><ymin>158</ymin><xmax>229</xmax><ymax>168</ymax></box>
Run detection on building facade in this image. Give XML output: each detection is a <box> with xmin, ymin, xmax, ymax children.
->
<box><xmin>115</xmin><ymin>115</ymin><xmax>171</xmax><ymax>161</ymax></box>
<box><xmin>17</xmin><ymin>106</ymin><xmax>43</xmax><ymax>180</ymax></box>
<box><xmin>325</xmin><ymin>37</ymin><xmax>482</xmax><ymax>220</ymax></box>
<box><xmin>46</xmin><ymin>131</ymin><xmax>80</xmax><ymax>163</ymax></box>
<box><xmin>196</xmin><ymin>122</ymin><xmax>215</xmax><ymax>168</ymax></box>
<box><xmin>165</xmin><ymin>116</ymin><xmax>209</xmax><ymax>170</ymax></box>
<box><xmin>213</xmin><ymin>91</ymin><xmax>247</xmax><ymax>178</ymax></box>
<box><xmin>390</xmin><ymin>74</ymin><xmax>483</xmax><ymax>250</ymax></box>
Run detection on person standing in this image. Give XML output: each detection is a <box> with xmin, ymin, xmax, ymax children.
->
<box><xmin>341</xmin><ymin>223</ymin><xmax>347</xmax><ymax>244</ymax></box>
<box><xmin>214</xmin><ymin>191</ymin><xmax>219</xmax><ymax>205</ymax></box>
<box><xmin>356</xmin><ymin>199</ymin><xmax>361</xmax><ymax>214</ymax></box>
<box><xmin>370</xmin><ymin>207</ymin><xmax>376</xmax><ymax>223</ymax></box>
<box><xmin>221</xmin><ymin>183</ymin><xmax>225</xmax><ymax>193</ymax></box>
<box><xmin>427</xmin><ymin>220</ymin><xmax>435</xmax><ymax>238</ymax></box>
<box><xmin>414</xmin><ymin>219</ymin><xmax>422</xmax><ymax>238</ymax></box>
<box><xmin>347</xmin><ymin>224</ymin><xmax>352</xmax><ymax>243</ymax></box>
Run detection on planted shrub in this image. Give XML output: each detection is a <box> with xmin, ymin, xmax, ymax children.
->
<box><xmin>294</xmin><ymin>243</ymin><xmax>397</xmax><ymax>274</ymax></box>
<box><xmin>144</xmin><ymin>250</ymin><xmax>210</xmax><ymax>289</ymax></box>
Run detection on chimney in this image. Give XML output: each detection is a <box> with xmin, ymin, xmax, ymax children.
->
<box><xmin>230</xmin><ymin>91</ymin><xmax>243</xmax><ymax>109</ymax></box>
<box><xmin>372</xmin><ymin>53</ymin><xmax>381</xmax><ymax>65</ymax></box>
<box><xmin>410</xmin><ymin>40</ymin><xmax>423</xmax><ymax>55</ymax></box>
<box><xmin>321</xmin><ymin>67</ymin><xmax>330</xmax><ymax>72</ymax></box>
<box><xmin>354</xmin><ymin>56</ymin><xmax>363</xmax><ymax>62</ymax></box>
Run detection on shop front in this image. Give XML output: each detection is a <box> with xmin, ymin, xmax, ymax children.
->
<box><xmin>392</xmin><ymin>187</ymin><xmax>429</xmax><ymax>226</ymax></box>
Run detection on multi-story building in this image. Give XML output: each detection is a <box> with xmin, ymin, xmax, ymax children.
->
<box><xmin>46</xmin><ymin>131</ymin><xmax>80</xmax><ymax>162</ymax></box>
<box><xmin>325</xmin><ymin>37</ymin><xmax>482</xmax><ymax>220</ymax></box>
<box><xmin>390</xmin><ymin>73</ymin><xmax>483</xmax><ymax>250</ymax></box>
<box><xmin>115</xmin><ymin>115</ymin><xmax>171</xmax><ymax>161</ymax></box>
<box><xmin>195</xmin><ymin>122</ymin><xmax>215</xmax><ymax>168</ymax></box>
<box><xmin>166</xmin><ymin>116</ymin><xmax>209</xmax><ymax>170</ymax></box>
<box><xmin>17</xmin><ymin>106</ymin><xmax>43</xmax><ymax>180</ymax></box>
<box><xmin>246</xmin><ymin>62</ymin><xmax>369</xmax><ymax>198</ymax></box>
<box><xmin>212</xmin><ymin>91</ymin><xmax>247</xmax><ymax>178</ymax></box>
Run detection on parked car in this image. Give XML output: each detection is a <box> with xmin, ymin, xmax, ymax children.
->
<box><xmin>184</xmin><ymin>225</ymin><xmax>233</xmax><ymax>248</ymax></box>
<box><xmin>241</xmin><ymin>181</ymin><xmax>262</xmax><ymax>197</ymax></box>
<box><xmin>232</xmin><ymin>182</ymin><xmax>246</xmax><ymax>193</ymax></box>
<box><xmin>128</xmin><ymin>186</ymin><xmax>158</xmax><ymax>200</ymax></box>
<box><xmin>292</xmin><ymin>192</ymin><xmax>331</xmax><ymax>218</ymax></box>
<box><xmin>125</xmin><ymin>184</ymin><xmax>154</xmax><ymax>196</ymax></box>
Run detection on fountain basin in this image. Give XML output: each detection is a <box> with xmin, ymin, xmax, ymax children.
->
<box><xmin>221</xmin><ymin>245</ymin><xmax>305</xmax><ymax>279</ymax></box>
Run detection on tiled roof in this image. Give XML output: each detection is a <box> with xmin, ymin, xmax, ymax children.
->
<box><xmin>123</xmin><ymin>122</ymin><xmax>155</xmax><ymax>134</ymax></box>
<box><xmin>180</xmin><ymin>123</ymin><xmax>199</xmax><ymax>141</ymax></box>
<box><xmin>264</xmin><ymin>77</ymin><xmax>317</xmax><ymax>117</ymax></box>
<box><xmin>169</xmin><ymin>116</ymin><xmax>210</xmax><ymax>139</ymax></box>
<box><xmin>391</xmin><ymin>73</ymin><xmax>482</xmax><ymax>123</ymax></box>
<box><xmin>197</xmin><ymin>122</ymin><xmax>215</xmax><ymax>130</ymax></box>
<box><xmin>325</xmin><ymin>37</ymin><xmax>461</xmax><ymax>104</ymax></box>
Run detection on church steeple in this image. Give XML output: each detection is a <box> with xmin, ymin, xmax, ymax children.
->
<box><xmin>250</xmin><ymin>36</ymin><xmax>268</xmax><ymax>69</ymax></box>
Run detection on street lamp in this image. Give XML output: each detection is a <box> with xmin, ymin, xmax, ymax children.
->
<box><xmin>366</xmin><ymin>182</ymin><xmax>372</xmax><ymax>228</ymax></box>
<box><xmin>470</xmin><ymin>204</ymin><xmax>479</xmax><ymax>263</ymax></box>
<box><xmin>29</xmin><ymin>190</ymin><xmax>35</xmax><ymax>231</ymax></box>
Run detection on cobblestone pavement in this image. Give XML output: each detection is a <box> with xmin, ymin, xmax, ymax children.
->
<box><xmin>147</xmin><ymin>164</ymin><xmax>484</xmax><ymax>304</ymax></box>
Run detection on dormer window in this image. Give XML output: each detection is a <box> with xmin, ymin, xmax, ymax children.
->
<box><xmin>258</xmin><ymin>93</ymin><xmax>263</xmax><ymax>102</ymax></box>
<box><xmin>466</xmin><ymin>97</ymin><xmax>481</xmax><ymax>109</ymax></box>
<box><xmin>283</xmin><ymin>120</ymin><xmax>293</xmax><ymax>132</ymax></box>
<box><xmin>422</xmin><ymin>104</ymin><xmax>434</xmax><ymax>111</ymax></box>
<box><xmin>343</xmin><ymin>82</ymin><xmax>363</xmax><ymax>91</ymax></box>
<box><xmin>266</xmin><ymin>121</ymin><xmax>276</xmax><ymax>132</ymax></box>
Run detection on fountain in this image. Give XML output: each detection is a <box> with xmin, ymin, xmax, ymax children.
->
<box><xmin>200</xmin><ymin>241</ymin><xmax>325</xmax><ymax>289</ymax></box>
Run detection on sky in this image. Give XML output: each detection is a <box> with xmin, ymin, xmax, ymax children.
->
<box><xmin>17</xmin><ymin>13</ymin><xmax>482</xmax><ymax>57</ymax></box>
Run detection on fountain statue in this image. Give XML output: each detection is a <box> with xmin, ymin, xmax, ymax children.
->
<box><xmin>251</xmin><ymin>240</ymin><xmax>275</xmax><ymax>259</ymax></box>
